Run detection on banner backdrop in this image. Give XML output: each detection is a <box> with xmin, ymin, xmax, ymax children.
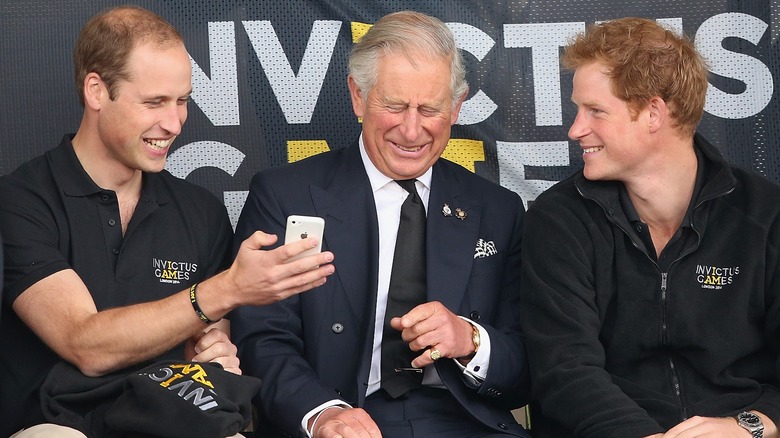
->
<box><xmin>1</xmin><ymin>1</ymin><xmax>777</xmax><ymax>227</ymax></box>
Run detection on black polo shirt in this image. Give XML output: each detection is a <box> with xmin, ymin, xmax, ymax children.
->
<box><xmin>0</xmin><ymin>135</ymin><xmax>233</xmax><ymax>435</ymax></box>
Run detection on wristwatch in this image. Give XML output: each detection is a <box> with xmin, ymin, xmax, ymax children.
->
<box><xmin>470</xmin><ymin>323</ymin><xmax>481</xmax><ymax>353</ymax></box>
<box><xmin>736</xmin><ymin>411</ymin><xmax>764</xmax><ymax>438</ymax></box>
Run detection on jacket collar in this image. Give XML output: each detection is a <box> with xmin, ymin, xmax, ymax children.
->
<box><xmin>574</xmin><ymin>133</ymin><xmax>736</xmax><ymax>215</ymax></box>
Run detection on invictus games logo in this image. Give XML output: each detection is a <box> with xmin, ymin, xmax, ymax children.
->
<box><xmin>144</xmin><ymin>363</ymin><xmax>219</xmax><ymax>411</ymax></box>
<box><xmin>696</xmin><ymin>264</ymin><xmax>740</xmax><ymax>290</ymax></box>
<box><xmin>153</xmin><ymin>258</ymin><xmax>198</xmax><ymax>284</ymax></box>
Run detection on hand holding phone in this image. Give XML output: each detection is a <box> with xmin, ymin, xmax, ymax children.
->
<box><xmin>284</xmin><ymin>215</ymin><xmax>325</xmax><ymax>262</ymax></box>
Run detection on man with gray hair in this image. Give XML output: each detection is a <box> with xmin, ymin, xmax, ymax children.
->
<box><xmin>232</xmin><ymin>10</ymin><xmax>532</xmax><ymax>438</ymax></box>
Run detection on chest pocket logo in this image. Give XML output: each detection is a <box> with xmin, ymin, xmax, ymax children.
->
<box><xmin>695</xmin><ymin>264</ymin><xmax>740</xmax><ymax>290</ymax></box>
<box><xmin>153</xmin><ymin>258</ymin><xmax>198</xmax><ymax>284</ymax></box>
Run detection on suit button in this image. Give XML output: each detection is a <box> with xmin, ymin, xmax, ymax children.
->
<box><xmin>331</xmin><ymin>323</ymin><xmax>344</xmax><ymax>333</ymax></box>
<box><xmin>469</xmin><ymin>311</ymin><xmax>480</xmax><ymax>321</ymax></box>
<box><xmin>498</xmin><ymin>423</ymin><xmax>507</xmax><ymax>430</ymax></box>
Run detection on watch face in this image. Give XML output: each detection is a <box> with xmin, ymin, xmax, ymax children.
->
<box><xmin>738</xmin><ymin>412</ymin><xmax>763</xmax><ymax>431</ymax></box>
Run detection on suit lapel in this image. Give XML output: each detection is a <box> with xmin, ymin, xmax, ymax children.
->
<box><xmin>310</xmin><ymin>145</ymin><xmax>379</xmax><ymax>323</ymax></box>
<box><xmin>426</xmin><ymin>162</ymin><xmax>480</xmax><ymax>310</ymax></box>
<box><xmin>309</xmin><ymin>154</ymin><xmax>480</xmax><ymax>317</ymax></box>
<box><xmin>309</xmin><ymin>144</ymin><xmax>380</xmax><ymax>404</ymax></box>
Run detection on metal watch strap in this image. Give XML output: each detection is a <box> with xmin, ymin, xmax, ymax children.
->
<box><xmin>736</xmin><ymin>411</ymin><xmax>763</xmax><ymax>438</ymax></box>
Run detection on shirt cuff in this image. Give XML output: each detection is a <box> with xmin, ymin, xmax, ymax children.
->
<box><xmin>455</xmin><ymin>316</ymin><xmax>490</xmax><ymax>384</ymax></box>
<box><xmin>301</xmin><ymin>400</ymin><xmax>351</xmax><ymax>437</ymax></box>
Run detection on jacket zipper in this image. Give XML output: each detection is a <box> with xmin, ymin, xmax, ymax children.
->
<box><xmin>578</xmin><ymin>186</ymin><xmax>707</xmax><ymax>422</ymax></box>
<box><xmin>661</xmin><ymin>273</ymin><xmax>668</xmax><ymax>344</ymax></box>
<box><xmin>575</xmin><ymin>149</ymin><xmax>736</xmax><ymax>424</ymax></box>
<box><xmin>661</xmin><ymin>273</ymin><xmax>687</xmax><ymax>420</ymax></box>
<box><xmin>668</xmin><ymin>357</ymin><xmax>687</xmax><ymax>419</ymax></box>
<box><xmin>662</xmin><ymin>226</ymin><xmax>702</xmax><ymax>421</ymax></box>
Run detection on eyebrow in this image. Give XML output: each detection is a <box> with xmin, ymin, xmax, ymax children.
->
<box><xmin>141</xmin><ymin>92</ymin><xmax>192</xmax><ymax>102</ymax></box>
<box><xmin>380</xmin><ymin>95</ymin><xmax>446</xmax><ymax>111</ymax></box>
<box><xmin>571</xmin><ymin>98</ymin><xmax>600</xmax><ymax>108</ymax></box>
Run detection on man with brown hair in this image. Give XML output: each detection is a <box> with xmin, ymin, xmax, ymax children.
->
<box><xmin>520</xmin><ymin>17</ymin><xmax>780</xmax><ymax>438</ymax></box>
<box><xmin>0</xmin><ymin>6</ymin><xmax>334</xmax><ymax>436</ymax></box>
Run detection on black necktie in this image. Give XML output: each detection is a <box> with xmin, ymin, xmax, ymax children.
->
<box><xmin>380</xmin><ymin>179</ymin><xmax>427</xmax><ymax>398</ymax></box>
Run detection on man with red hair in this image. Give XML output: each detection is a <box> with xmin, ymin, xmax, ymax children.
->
<box><xmin>521</xmin><ymin>17</ymin><xmax>780</xmax><ymax>438</ymax></box>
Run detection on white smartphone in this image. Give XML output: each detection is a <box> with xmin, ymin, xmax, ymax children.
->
<box><xmin>284</xmin><ymin>215</ymin><xmax>325</xmax><ymax>261</ymax></box>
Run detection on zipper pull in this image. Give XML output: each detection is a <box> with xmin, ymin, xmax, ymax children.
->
<box><xmin>661</xmin><ymin>272</ymin><xmax>668</xmax><ymax>301</ymax></box>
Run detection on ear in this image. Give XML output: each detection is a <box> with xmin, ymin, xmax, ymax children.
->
<box><xmin>347</xmin><ymin>75</ymin><xmax>365</xmax><ymax>118</ymax></box>
<box><xmin>450</xmin><ymin>87</ymin><xmax>469</xmax><ymax>125</ymax></box>
<box><xmin>83</xmin><ymin>72</ymin><xmax>106</xmax><ymax>111</ymax></box>
<box><xmin>647</xmin><ymin>96</ymin><xmax>667</xmax><ymax>134</ymax></box>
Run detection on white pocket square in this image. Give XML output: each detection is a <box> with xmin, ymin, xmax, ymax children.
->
<box><xmin>474</xmin><ymin>239</ymin><xmax>497</xmax><ymax>259</ymax></box>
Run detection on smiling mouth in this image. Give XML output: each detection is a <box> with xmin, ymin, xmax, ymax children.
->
<box><xmin>145</xmin><ymin>138</ymin><xmax>172</xmax><ymax>151</ymax></box>
<box><xmin>583</xmin><ymin>146</ymin><xmax>603</xmax><ymax>154</ymax></box>
<box><xmin>395</xmin><ymin>143</ymin><xmax>425</xmax><ymax>153</ymax></box>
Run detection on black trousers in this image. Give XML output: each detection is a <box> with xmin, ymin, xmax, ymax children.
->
<box><xmin>248</xmin><ymin>387</ymin><xmax>528</xmax><ymax>438</ymax></box>
<box><xmin>363</xmin><ymin>387</ymin><xmax>526</xmax><ymax>437</ymax></box>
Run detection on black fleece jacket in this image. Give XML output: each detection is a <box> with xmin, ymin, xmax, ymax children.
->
<box><xmin>520</xmin><ymin>134</ymin><xmax>780</xmax><ymax>437</ymax></box>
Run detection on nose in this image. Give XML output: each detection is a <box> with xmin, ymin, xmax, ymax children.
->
<box><xmin>160</xmin><ymin>102</ymin><xmax>187</xmax><ymax>135</ymax></box>
<box><xmin>568</xmin><ymin>110</ymin><xmax>589</xmax><ymax>141</ymax></box>
<box><xmin>398</xmin><ymin>108</ymin><xmax>421</xmax><ymax>142</ymax></box>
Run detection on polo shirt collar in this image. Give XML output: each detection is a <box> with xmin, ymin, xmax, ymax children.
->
<box><xmin>52</xmin><ymin>134</ymin><xmax>103</xmax><ymax>197</ymax></box>
<box><xmin>51</xmin><ymin>134</ymin><xmax>169</xmax><ymax>205</ymax></box>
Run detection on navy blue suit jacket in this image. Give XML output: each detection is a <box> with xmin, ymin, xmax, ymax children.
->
<box><xmin>231</xmin><ymin>143</ymin><xmax>530</xmax><ymax>436</ymax></box>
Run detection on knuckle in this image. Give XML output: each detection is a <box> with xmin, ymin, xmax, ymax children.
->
<box><xmin>295</xmin><ymin>274</ymin><xmax>309</xmax><ymax>287</ymax></box>
<box><xmin>292</xmin><ymin>259</ymin><xmax>309</xmax><ymax>272</ymax></box>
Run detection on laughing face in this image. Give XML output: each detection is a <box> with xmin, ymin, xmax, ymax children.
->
<box><xmin>349</xmin><ymin>51</ymin><xmax>464</xmax><ymax>180</ymax></box>
<box><xmin>95</xmin><ymin>41</ymin><xmax>192</xmax><ymax>176</ymax></box>
<box><xmin>568</xmin><ymin>62</ymin><xmax>652</xmax><ymax>182</ymax></box>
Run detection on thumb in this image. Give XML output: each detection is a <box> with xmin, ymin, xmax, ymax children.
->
<box><xmin>389</xmin><ymin>316</ymin><xmax>404</xmax><ymax>331</ymax></box>
<box><xmin>243</xmin><ymin>230</ymin><xmax>278</xmax><ymax>251</ymax></box>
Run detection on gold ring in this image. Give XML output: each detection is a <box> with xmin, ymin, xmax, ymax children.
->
<box><xmin>429</xmin><ymin>348</ymin><xmax>442</xmax><ymax>361</ymax></box>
